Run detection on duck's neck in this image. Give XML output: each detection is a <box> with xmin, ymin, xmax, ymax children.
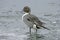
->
<box><xmin>24</xmin><ymin>12</ymin><xmax>30</xmax><ymax>14</ymax></box>
<box><xmin>22</xmin><ymin>12</ymin><xmax>30</xmax><ymax>18</ymax></box>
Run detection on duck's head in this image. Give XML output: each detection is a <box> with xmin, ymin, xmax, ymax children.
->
<box><xmin>23</xmin><ymin>6</ymin><xmax>31</xmax><ymax>13</ymax></box>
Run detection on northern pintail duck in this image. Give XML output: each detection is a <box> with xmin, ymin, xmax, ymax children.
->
<box><xmin>22</xmin><ymin>6</ymin><xmax>49</xmax><ymax>34</ymax></box>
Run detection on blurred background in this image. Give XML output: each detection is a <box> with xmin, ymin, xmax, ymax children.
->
<box><xmin>0</xmin><ymin>0</ymin><xmax>60</xmax><ymax>40</ymax></box>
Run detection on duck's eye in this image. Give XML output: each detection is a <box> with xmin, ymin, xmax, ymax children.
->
<box><xmin>27</xmin><ymin>18</ymin><xmax>30</xmax><ymax>21</ymax></box>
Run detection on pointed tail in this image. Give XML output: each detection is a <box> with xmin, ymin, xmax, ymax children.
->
<box><xmin>41</xmin><ymin>26</ymin><xmax>50</xmax><ymax>30</ymax></box>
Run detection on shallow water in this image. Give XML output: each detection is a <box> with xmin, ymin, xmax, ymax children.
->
<box><xmin>0</xmin><ymin>0</ymin><xmax>60</xmax><ymax>40</ymax></box>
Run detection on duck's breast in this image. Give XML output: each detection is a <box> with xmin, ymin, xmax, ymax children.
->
<box><xmin>22</xmin><ymin>14</ymin><xmax>33</xmax><ymax>27</ymax></box>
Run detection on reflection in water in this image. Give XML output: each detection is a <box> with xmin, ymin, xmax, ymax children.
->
<box><xmin>27</xmin><ymin>32</ymin><xmax>45</xmax><ymax>40</ymax></box>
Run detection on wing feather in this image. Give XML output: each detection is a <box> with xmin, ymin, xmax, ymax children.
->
<box><xmin>28</xmin><ymin>14</ymin><xmax>50</xmax><ymax>30</ymax></box>
<box><xmin>29</xmin><ymin>14</ymin><xmax>43</xmax><ymax>26</ymax></box>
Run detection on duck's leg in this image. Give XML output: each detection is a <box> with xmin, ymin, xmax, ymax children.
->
<box><xmin>36</xmin><ymin>29</ymin><xmax>37</xmax><ymax>34</ymax></box>
<box><xmin>36</xmin><ymin>29</ymin><xmax>37</xmax><ymax>37</ymax></box>
<box><xmin>35</xmin><ymin>29</ymin><xmax>37</xmax><ymax>40</ymax></box>
<box><xmin>29</xmin><ymin>27</ymin><xmax>32</xmax><ymax>40</ymax></box>
<box><xmin>29</xmin><ymin>27</ymin><xmax>31</xmax><ymax>35</ymax></box>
